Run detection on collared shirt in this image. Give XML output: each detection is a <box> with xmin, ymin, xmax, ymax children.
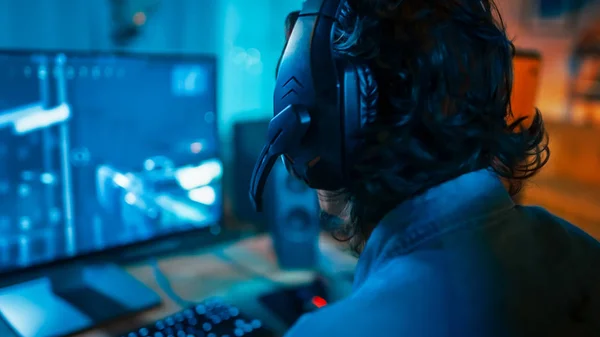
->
<box><xmin>285</xmin><ymin>169</ymin><xmax>600</xmax><ymax>337</ymax></box>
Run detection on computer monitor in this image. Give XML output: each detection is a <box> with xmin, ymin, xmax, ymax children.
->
<box><xmin>0</xmin><ymin>51</ymin><xmax>222</xmax><ymax>337</ymax></box>
<box><xmin>0</xmin><ymin>51</ymin><xmax>68</xmax><ymax>272</ymax></box>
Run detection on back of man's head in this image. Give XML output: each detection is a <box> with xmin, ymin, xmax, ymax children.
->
<box><xmin>324</xmin><ymin>0</ymin><xmax>549</xmax><ymax>251</ymax></box>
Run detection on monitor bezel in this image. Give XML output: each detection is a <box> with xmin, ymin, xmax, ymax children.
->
<box><xmin>0</xmin><ymin>48</ymin><xmax>228</xmax><ymax>284</ymax></box>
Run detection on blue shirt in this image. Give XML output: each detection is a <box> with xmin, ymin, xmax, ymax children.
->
<box><xmin>285</xmin><ymin>169</ymin><xmax>600</xmax><ymax>337</ymax></box>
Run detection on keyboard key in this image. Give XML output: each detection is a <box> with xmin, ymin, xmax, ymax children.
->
<box><xmin>119</xmin><ymin>298</ymin><xmax>274</xmax><ymax>337</ymax></box>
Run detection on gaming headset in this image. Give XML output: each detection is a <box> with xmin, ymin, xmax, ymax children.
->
<box><xmin>249</xmin><ymin>0</ymin><xmax>378</xmax><ymax>212</ymax></box>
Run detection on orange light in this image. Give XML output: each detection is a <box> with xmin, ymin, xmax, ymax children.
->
<box><xmin>311</xmin><ymin>296</ymin><xmax>327</xmax><ymax>308</ymax></box>
<box><xmin>132</xmin><ymin>12</ymin><xmax>147</xmax><ymax>26</ymax></box>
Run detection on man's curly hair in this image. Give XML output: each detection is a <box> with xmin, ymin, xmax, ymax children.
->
<box><xmin>326</xmin><ymin>0</ymin><xmax>550</xmax><ymax>252</ymax></box>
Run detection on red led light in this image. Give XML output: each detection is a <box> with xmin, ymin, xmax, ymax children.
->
<box><xmin>311</xmin><ymin>296</ymin><xmax>327</xmax><ymax>308</ymax></box>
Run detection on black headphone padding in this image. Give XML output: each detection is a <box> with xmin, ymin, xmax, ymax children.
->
<box><xmin>356</xmin><ymin>63</ymin><xmax>379</xmax><ymax>127</ymax></box>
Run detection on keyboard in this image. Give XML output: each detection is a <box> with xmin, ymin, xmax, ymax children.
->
<box><xmin>119</xmin><ymin>298</ymin><xmax>276</xmax><ymax>337</ymax></box>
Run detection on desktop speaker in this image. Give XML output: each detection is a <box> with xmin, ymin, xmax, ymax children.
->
<box><xmin>233</xmin><ymin>119</ymin><xmax>320</xmax><ymax>270</ymax></box>
<box><xmin>264</xmin><ymin>159</ymin><xmax>320</xmax><ymax>270</ymax></box>
<box><xmin>232</xmin><ymin>120</ymin><xmax>270</xmax><ymax>226</ymax></box>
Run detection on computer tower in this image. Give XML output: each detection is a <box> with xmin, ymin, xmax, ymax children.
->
<box><xmin>265</xmin><ymin>159</ymin><xmax>320</xmax><ymax>270</ymax></box>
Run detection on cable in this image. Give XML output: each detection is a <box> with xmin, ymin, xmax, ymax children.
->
<box><xmin>149</xmin><ymin>252</ymin><xmax>286</xmax><ymax>309</ymax></box>
<box><xmin>149</xmin><ymin>250</ymin><xmax>317</xmax><ymax>307</ymax></box>
<box><xmin>211</xmin><ymin>249</ymin><xmax>290</xmax><ymax>288</ymax></box>
<box><xmin>148</xmin><ymin>258</ymin><xmax>197</xmax><ymax>308</ymax></box>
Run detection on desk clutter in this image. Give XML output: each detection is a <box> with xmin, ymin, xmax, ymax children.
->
<box><xmin>100</xmin><ymin>234</ymin><xmax>356</xmax><ymax>337</ymax></box>
<box><xmin>118</xmin><ymin>277</ymin><xmax>330</xmax><ymax>337</ymax></box>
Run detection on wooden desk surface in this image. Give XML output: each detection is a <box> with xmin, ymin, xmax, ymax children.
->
<box><xmin>77</xmin><ymin>234</ymin><xmax>357</xmax><ymax>337</ymax></box>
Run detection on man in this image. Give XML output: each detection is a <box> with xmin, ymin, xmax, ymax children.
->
<box><xmin>281</xmin><ymin>1</ymin><xmax>600</xmax><ymax>336</ymax></box>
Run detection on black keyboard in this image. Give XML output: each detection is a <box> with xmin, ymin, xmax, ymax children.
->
<box><xmin>119</xmin><ymin>298</ymin><xmax>276</xmax><ymax>337</ymax></box>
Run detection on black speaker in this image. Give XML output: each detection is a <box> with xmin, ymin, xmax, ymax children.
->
<box><xmin>232</xmin><ymin>120</ymin><xmax>270</xmax><ymax>226</ymax></box>
<box><xmin>265</xmin><ymin>160</ymin><xmax>320</xmax><ymax>270</ymax></box>
<box><xmin>233</xmin><ymin>119</ymin><xmax>320</xmax><ymax>270</ymax></box>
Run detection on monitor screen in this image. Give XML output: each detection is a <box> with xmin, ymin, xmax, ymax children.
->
<box><xmin>0</xmin><ymin>52</ymin><xmax>44</xmax><ymax>111</ymax></box>
<box><xmin>0</xmin><ymin>51</ymin><xmax>222</xmax><ymax>274</ymax></box>
<box><xmin>0</xmin><ymin>52</ymin><xmax>60</xmax><ymax>269</ymax></box>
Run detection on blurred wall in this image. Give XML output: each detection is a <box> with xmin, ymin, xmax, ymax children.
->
<box><xmin>217</xmin><ymin>0</ymin><xmax>302</xmax><ymax>160</ymax></box>
<box><xmin>0</xmin><ymin>0</ymin><xmax>109</xmax><ymax>50</ymax></box>
<box><xmin>494</xmin><ymin>0</ymin><xmax>600</xmax><ymax>238</ymax></box>
<box><xmin>539</xmin><ymin>122</ymin><xmax>600</xmax><ymax>187</ymax></box>
<box><xmin>497</xmin><ymin>0</ymin><xmax>599</xmax><ymax>123</ymax></box>
<box><xmin>521</xmin><ymin>121</ymin><xmax>600</xmax><ymax>238</ymax></box>
<box><xmin>0</xmin><ymin>0</ymin><xmax>219</xmax><ymax>53</ymax></box>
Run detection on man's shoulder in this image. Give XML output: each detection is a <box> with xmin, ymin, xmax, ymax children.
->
<box><xmin>495</xmin><ymin>205</ymin><xmax>600</xmax><ymax>290</ymax></box>
<box><xmin>514</xmin><ymin>205</ymin><xmax>600</xmax><ymax>246</ymax></box>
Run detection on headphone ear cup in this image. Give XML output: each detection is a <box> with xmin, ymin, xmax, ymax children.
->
<box><xmin>355</xmin><ymin>64</ymin><xmax>378</xmax><ymax>126</ymax></box>
<box><xmin>340</xmin><ymin>62</ymin><xmax>378</xmax><ymax>182</ymax></box>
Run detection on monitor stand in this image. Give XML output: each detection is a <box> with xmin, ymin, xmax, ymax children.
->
<box><xmin>0</xmin><ymin>263</ymin><xmax>161</xmax><ymax>337</ymax></box>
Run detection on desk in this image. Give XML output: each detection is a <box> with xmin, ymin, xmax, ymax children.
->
<box><xmin>78</xmin><ymin>234</ymin><xmax>357</xmax><ymax>337</ymax></box>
